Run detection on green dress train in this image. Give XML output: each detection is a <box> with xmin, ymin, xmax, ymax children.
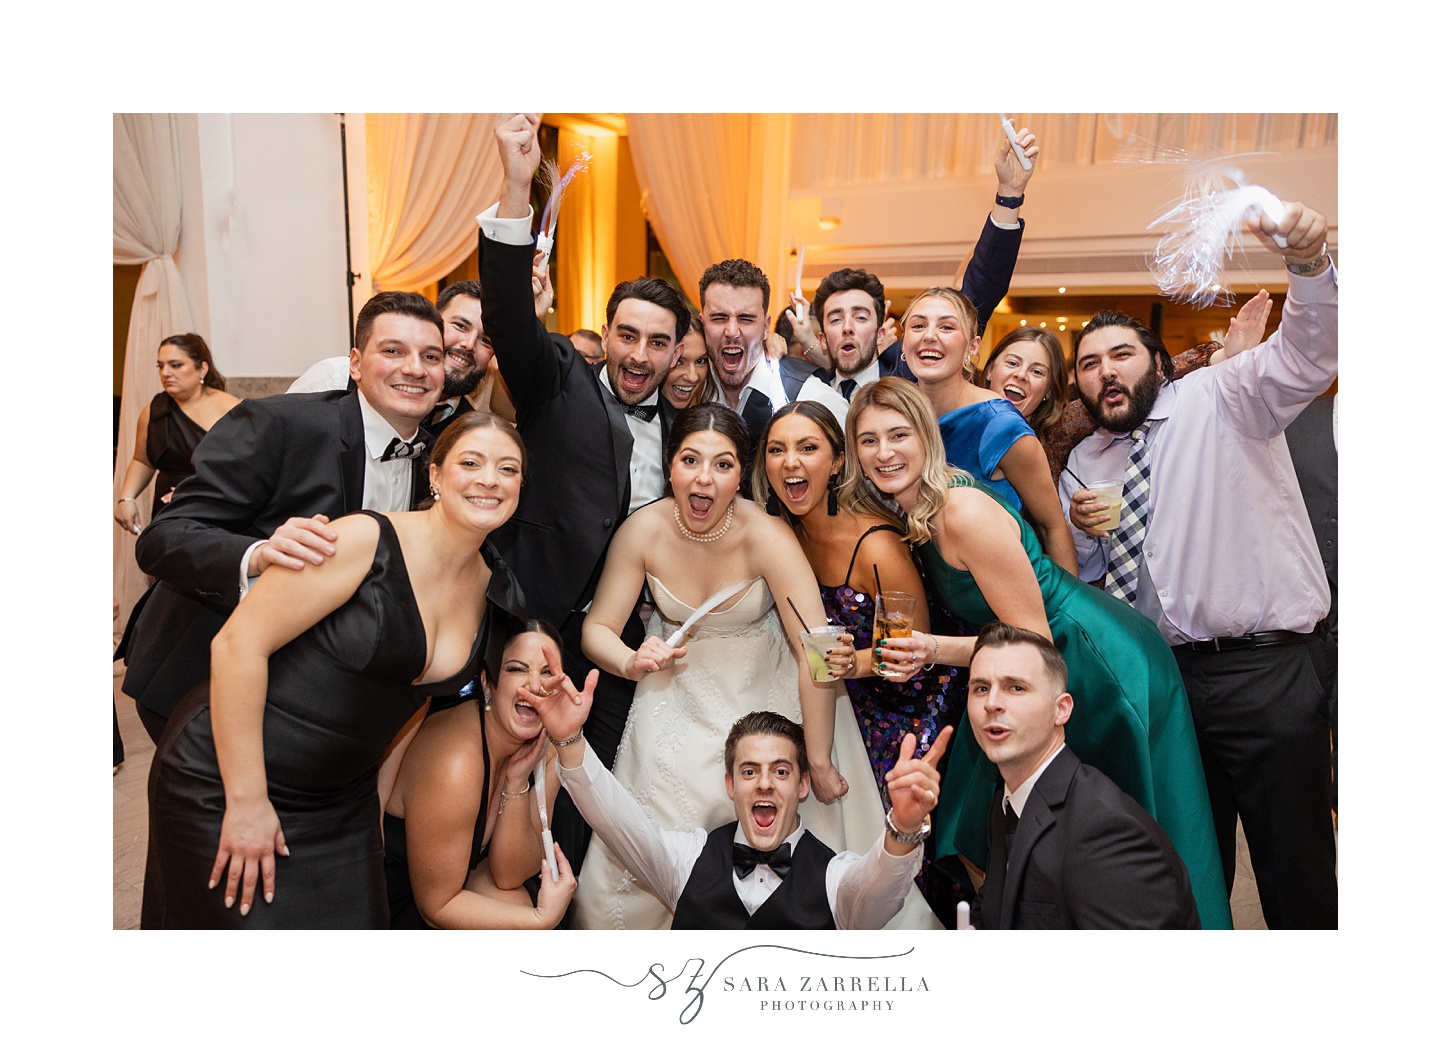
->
<box><xmin>921</xmin><ymin>481</ymin><xmax>1232</xmax><ymax>930</ymax></box>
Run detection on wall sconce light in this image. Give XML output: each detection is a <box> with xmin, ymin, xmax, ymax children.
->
<box><xmin>817</xmin><ymin>216</ymin><xmax>841</xmax><ymax>231</ymax></box>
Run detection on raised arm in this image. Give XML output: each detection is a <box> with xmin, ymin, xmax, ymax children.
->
<box><xmin>959</xmin><ymin>121</ymin><xmax>1037</xmax><ymax>318</ymax></box>
<box><xmin>206</xmin><ymin>512</ymin><xmax>380</xmax><ymax>916</ymax></box>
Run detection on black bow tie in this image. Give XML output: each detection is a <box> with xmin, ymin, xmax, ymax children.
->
<box><xmin>733</xmin><ymin>841</ymin><xmax>793</xmax><ymax>880</ymax></box>
<box><xmin>620</xmin><ymin>402</ymin><xmax>657</xmax><ymax>422</ymax></box>
<box><xmin>381</xmin><ymin>435</ymin><xmax>429</xmax><ymax>462</ymax></box>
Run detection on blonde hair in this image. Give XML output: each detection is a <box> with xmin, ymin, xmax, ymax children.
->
<box><xmin>840</xmin><ymin>377</ymin><xmax>973</xmax><ymax>546</ymax></box>
<box><xmin>903</xmin><ymin>287</ymin><xmax>980</xmax><ymax>382</ymax></box>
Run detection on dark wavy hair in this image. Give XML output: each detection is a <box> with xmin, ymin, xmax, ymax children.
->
<box><xmin>811</xmin><ymin>267</ymin><xmax>886</xmax><ymax>327</ymax></box>
<box><xmin>159</xmin><ymin>333</ymin><xmax>226</xmax><ymax>391</ymax></box>
<box><xmin>1075</xmin><ymin>311</ymin><xmax>1175</xmax><ymax>384</ymax></box>
<box><xmin>967</xmin><ymin>621</ymin><xmax>1068</xmax><ymax>695</ymax></box>
<box><xmin>605</xmin><ymin>277</ymin><xmax>693</xmax><ymax>342</ymax></box>
<box><xmin>978</xmin><ymin>327</ymin><xmax>1070</xmax><ymax>435</ymax></box>
<box><xmin>354</xmin><ymin>291</ymin><xmax>444</xmax><ymax>353</ymax></box>
<box><xmin>663</xmin><ymin>403</ymin><xmax>751</xmax><ymax>496</ymax></box>
<box><xmin>724</xmin><ymin>710</ymin><xmax>808</xmax><ymax>774</ymax></box>
<box><xmin>699</xmin><ymin>258</ymin><xmax>770</xmax><ymax>315</ymax></box>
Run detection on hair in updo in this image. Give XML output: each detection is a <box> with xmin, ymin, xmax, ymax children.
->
<box><xmin>420</xmin><ymin>412</ymin><xmax>526</xmax><ymax>509</ymax></box>
<box><xmin>159</xmin><ymin>333</ymin><xmax>227</xmax><ymax>391</ymax></box>
<box><xmin>663</xmin><ymin>403</ymin><xmax>751</xmax><ymax>496</ymax></box>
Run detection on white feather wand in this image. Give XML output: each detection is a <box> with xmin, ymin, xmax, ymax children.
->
<box><xmin>1146</xmin><ymin>160</ymin><xmax>1290</xmax><ymax>308</ymax></box>
<box><xmin>534</xmin><ymin>151</ymin><xmax>592</xmax><ymax>267</ymax></box>
<box><xmin>793</xmin><ymin>242</ymin><xmax>808</xmax><ymax>325</ymax></box>
<box><xmin>664</xmin><ymin>578</ymin><xmax>751</xmax><ymax>648</ymax></box>
<box><xmin>534</xmin><ymin>752</ymin><xmax>558</xmax><ymax>881</ymax></box>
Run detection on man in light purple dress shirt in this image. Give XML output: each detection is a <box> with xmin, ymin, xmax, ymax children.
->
<box><xmin>1058</xmin><ymin>200</ymin><xmax>1337</xmax><ymax>929</ymax></box>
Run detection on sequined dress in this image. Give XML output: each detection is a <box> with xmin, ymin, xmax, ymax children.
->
<box><xmin>820</xmin><ymin>526</ymin><xmax>965</xmax><ymax>804</ymax></box>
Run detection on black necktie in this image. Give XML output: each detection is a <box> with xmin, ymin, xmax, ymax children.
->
<box><xmin>381</xmin><ymin>435</ymin><xmax>428</xmax><ymax>462</ymax></box>
<box><xmin>428</xmin><ymin>401</ymin><xmax>456</xmax><ymax>427</ymax></box>
<box><xmin>1003</xmin><ymin>800</ymin><xmax>1019</xmax><ymax>860</ymax></box>
<box><xmin>839</xmin><ymin>379</ymin><xmax>857</xmax><ymax>401</ymax></box>
<box><xmin>621</xmin><ymin>402</ymin><xmax>657</xmax><ymax>422</ymax></box>
<box><xmin>733</xmin><ymin>841</ymin><xmax>793</xmax><ymax>880</ymax></box>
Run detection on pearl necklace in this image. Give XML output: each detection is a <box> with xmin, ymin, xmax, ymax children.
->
<box><xmin>674</xmin><ymin>500</ymin><xmax>735</xmax><ymax>543</ymax></box>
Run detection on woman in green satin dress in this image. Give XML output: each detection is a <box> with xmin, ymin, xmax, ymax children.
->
<box><xmin>841</xmin><ymin>377</ymin><xmax>1231</xmax><ymax>929</ymax></box>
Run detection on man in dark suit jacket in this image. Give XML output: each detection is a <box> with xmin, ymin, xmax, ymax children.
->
<box><xmin>121</xmin><ymin>292</ymin><xmax>446</xmax><ymax>742</ymax></box>
<box><xmin>477</xmin><ymin>115</ymin><xmax>695</xmax><ymax>868</ymax></box>
<box><xmin>965</xmin><ymin>623</ymin><xmax>1200</xmax><ymax>929</ymax></box>
<box><xmin>1284</xmin><ymin>392</ymin><xmax>1337</xmax><ymax>810</ymax></box>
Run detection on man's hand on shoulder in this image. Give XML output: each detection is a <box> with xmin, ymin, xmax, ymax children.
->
<box><xmin>250</xmin><ymin>514</ymin><xmax>338</xmax><ymax>577</ymax></box>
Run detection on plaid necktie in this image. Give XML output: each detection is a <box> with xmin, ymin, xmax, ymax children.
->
<box><xmin>1103</xmin><ymin>421</ymin><xmax>1153</xmax><ymax>605</ymax></box>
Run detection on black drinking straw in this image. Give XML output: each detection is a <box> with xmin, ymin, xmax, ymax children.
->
<box><xmin>1062</xmin><ymin>465</ymin><xmax>1090</xmax><ymax>490</ymax></box>
<box><xmin>873</xmin><ymin>563</ymin><xmax>883</xmax><ymax>598</ymax></box>
<box><xmin>785</xmin><ymin>596</ymin><xmax>811</xmax><ymax>632</ymax></box>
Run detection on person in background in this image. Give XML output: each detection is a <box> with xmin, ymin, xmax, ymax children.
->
<box><xmin>660</xmin><ymin>317</ymin><xmax>717</xmax><ymax>410</ymax></box>
<box><xmin>569</xmin><ymin>328</ymin><xmax>604</xmax><ymax>364</ymax></box>
<box><xmin>114</xmin><ymin>333</ymin><xmax>240</xmax><ymax>534</ymax></box>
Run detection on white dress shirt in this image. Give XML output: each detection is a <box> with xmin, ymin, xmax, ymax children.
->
<box><xmin>597</xmin><ymin>366</ymin><xmax>665</xmax><ymax>512</ymax></box>
<box><xmin>715</xmin><ymin>354</ymin><xmax>788</xmax><ymax>417</ymax></box>
<box><xmin>557</xmin><ymin>744</ymin><xmax>921</xmax><ymax>928</ymax></box>
<box><xmin>1060</xmin><ymin>264</ymin><xmax>1337</xmax><ymax>644</ymax></box>
<box><xmin>1004</xmin><ymin>741</ymin><xmax>1067</xmax><ymax>819</ymax></box>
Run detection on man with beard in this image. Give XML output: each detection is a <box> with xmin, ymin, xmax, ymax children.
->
<box><xmin>698</xmin><ymin>257</ymin><xmax>784</xmax><ymax>450</ymax></box>
<box><xmin>476</xmin><ymin>113</ymin><xmax>693</xmax><ymax>871</ymax></box>
<box><xmin>1058</xmin><ymin>200</ymin><xmax>1337</xmax><ymax>929</ymax></box>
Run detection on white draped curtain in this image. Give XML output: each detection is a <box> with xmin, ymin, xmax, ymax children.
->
<box><xmin>114</xmin><ymin>113</ymin><xmax>197</xmax><ymax>631</ymax></box>
<box><xmin>625</xmin><ymin>114</ymin><xmax>792</xmax><ymax>312</ymax></box>
<box><xmin>366</xmin><ymin>113</ymin><xmax>503</xmax><ymax>293</ymax></box>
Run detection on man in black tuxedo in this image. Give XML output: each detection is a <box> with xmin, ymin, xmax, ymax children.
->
<box><xmin>476</xmin><ymin>114</ymin><xmax>693</xmax><ymax>868</ymax></box>
<box><xmin>534</xmin><ymin>649</ymin><xmax>949</xmax><ymax>930</ymax></box>
<box><xmin>967</xmin><ymin>623</ymin><xmax>1200</xmax><ymax>929</ymax></box>
<box><xmin>121</xmin><ymin>292</ymin><xmax>446</xmax><ymax>743</ymax></box>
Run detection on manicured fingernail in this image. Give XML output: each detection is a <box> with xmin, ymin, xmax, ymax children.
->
<box><xmin>240</xmin><ymin>902</ymin><xmax>250</xmax><ymax>916</ymax></box>
<box><xmin>264</xmin><ymin>891</ymin><xmax>274</xmax><ymax>904</ymax></box>
<box><xmin>224</xmin><ymin>895</ymin><xmax>234</xmax><ymax>909</ymax></box>
<box><xmin>281</xmin><ymin>845</ymin><xmax>291</xmax><ymax>856</ymax></box>
<box><xmin>208</xmin><ymin>878</ymin><xmax>217</xmax><ymax>890</ymax></box>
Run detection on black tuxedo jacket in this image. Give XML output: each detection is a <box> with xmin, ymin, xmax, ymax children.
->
<box><xmin>479</xmin><ymin>230</ymin><xmax>676</xmax><ymax>626</ymax></box>
<box><xmin>123</xmin><ymin>388</ymin><xmax>422</xmax><ymax>717</ymax></box>
<box><xmin>971</xmin><ymin>747</ymin><xmax>1201</xmax><ymax>929</ymax></box>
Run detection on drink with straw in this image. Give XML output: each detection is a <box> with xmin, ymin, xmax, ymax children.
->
<box><xmin>800</xmin><ymin>626</ymin><xmax>847</xmax><ymax>682</ymax></box>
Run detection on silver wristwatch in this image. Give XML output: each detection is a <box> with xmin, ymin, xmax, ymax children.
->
<box><xmin>885</xmin><ymin>808</ymin><xmax>931</xmax><ymax>846</ymax></box>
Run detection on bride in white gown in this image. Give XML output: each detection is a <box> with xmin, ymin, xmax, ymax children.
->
<box><xmin>574</xmin><ymin>404</ymin><xmax>939</xmax><ymax>929</ymax></box>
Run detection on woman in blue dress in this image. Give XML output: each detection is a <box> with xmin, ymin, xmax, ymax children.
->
<box><xmin>899</xmin><ymin>287</ymin><xmax>1078</xmax><ymax>576</ymax></box>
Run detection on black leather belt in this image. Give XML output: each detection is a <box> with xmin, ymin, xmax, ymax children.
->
<box><xmin>1180</xmin><ymin>626</ymin><xmax>1323</xmax><ymax>653</ymax></box>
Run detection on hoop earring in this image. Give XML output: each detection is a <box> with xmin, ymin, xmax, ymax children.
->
<box><xmin>827</xmin><ymin>473</ymin><xmax>840</xmax><ymax>516</ymax></box>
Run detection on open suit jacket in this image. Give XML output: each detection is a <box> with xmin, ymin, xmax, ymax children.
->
<box><xmin>971</xmin><ymin>747</ymin><xmax>1201</xmax><ymax>929</ymax></box>
<box><xmin>477</xmin><ymin>230</ymin><xmax>676</xmax><ymax>628</ymax></box>
<box><xmin>122</xmin><ymin>388</ymin><xmax>424</xmax><ymax>720</ymax></box>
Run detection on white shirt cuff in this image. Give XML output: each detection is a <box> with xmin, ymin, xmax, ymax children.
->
<box><xmin>477</xmin><ymin>202</ymin><xmax>537</xmax><ymax>247</ymax></box>
<box><xmin>238</xmin><ymin>539</ymin><xmax>268</xmax><ymax>600</ymax></box>
<box><xmin>989</xmin><ymin>214</ymin><xmax>1022</xmax><ymax>230</ymax></box>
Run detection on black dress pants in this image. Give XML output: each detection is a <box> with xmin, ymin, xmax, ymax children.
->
<box><xmin>1174</xmin><ymin>641</ymin><xmax>1337</xmax><ymax>928</ymax></box>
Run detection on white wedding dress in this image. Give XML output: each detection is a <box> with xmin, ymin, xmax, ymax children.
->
<box><xmin>571</xmin><ymin>573</ymin><xmax>940</xmax><ymax>930</ymax></box>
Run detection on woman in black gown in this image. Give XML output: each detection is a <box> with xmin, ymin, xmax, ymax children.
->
<box><xmin>141</xmin><ymin>412</ymin><xmax>533</xmax><ymax>928</ymax></box>
<box><xmin>114</xmin><ymin>333</ymin><xmax>240</xmax><ymax>533</ymax></box>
